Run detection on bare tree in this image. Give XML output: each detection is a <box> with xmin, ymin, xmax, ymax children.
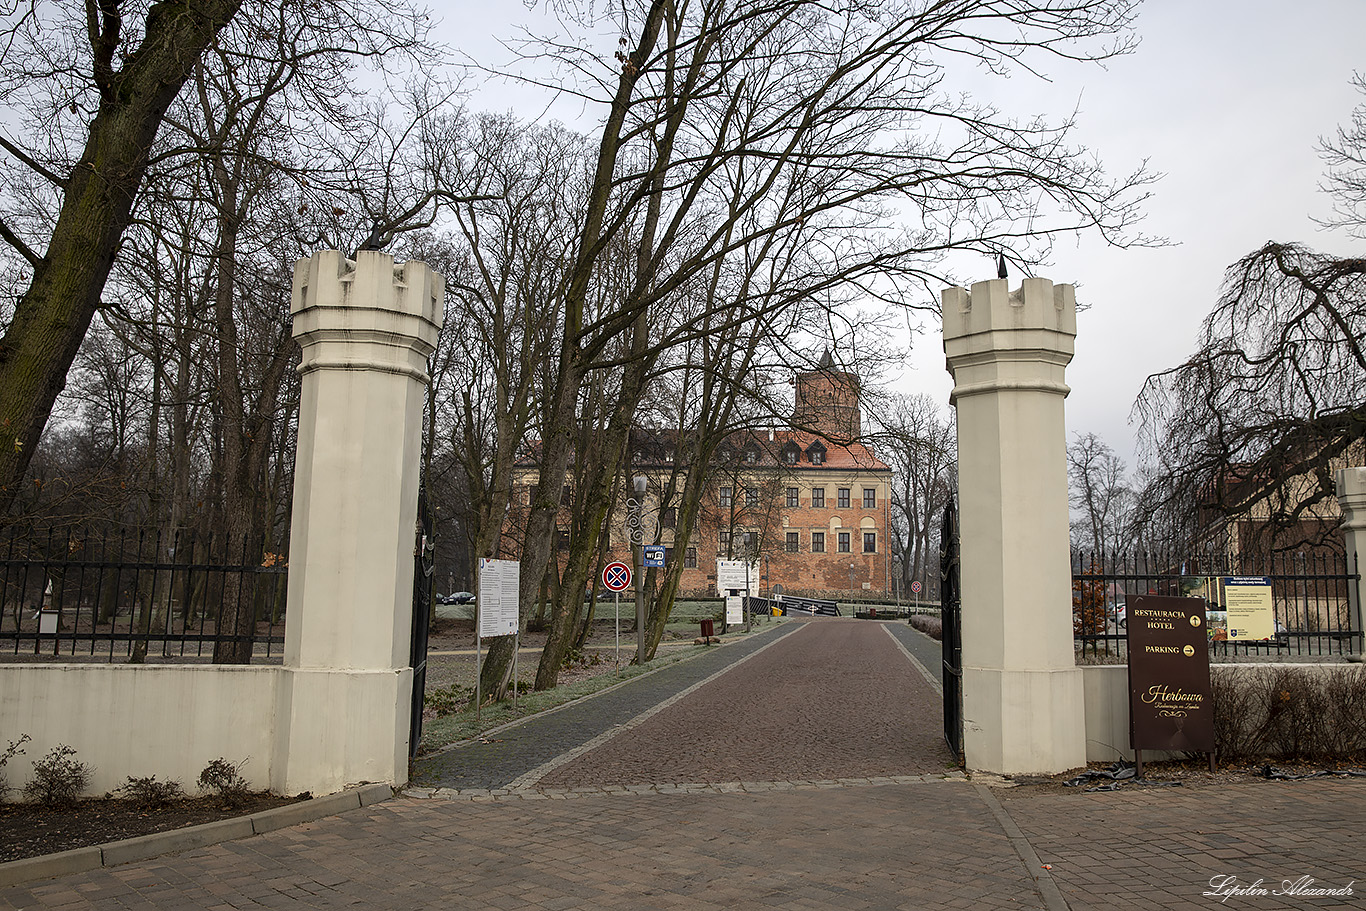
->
<box><xmin>0</xmin><ymin>1</ymin><xmax>245</xmax><ymax>515</ymax></box>
<box><xmin>1067</xmin><ymin>432</ymin><xmax>1134</xmax><ymax>557</ymax></box>
<box><xmin>508</xmin><ymin>0</ymin><xmax>1151</xmax><ymax>688</ymax></box>
<box><xmin>870</xmin><ymin>394</ymin><xmax>955</xmax><ymax>597</ymax></box>
<box><xmin>1137</xmin><ymin>77</ymin><xmax>1366</xmax><ymax>555</ymax></box>
<box><xmin>0</xmin><ymin>0</ymin><xmax>437</xmax><ymax>522</ymax></box>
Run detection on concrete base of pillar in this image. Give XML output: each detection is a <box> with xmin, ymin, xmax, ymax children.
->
<box><xmin>963</xmin><ymin>665</ymin><xmax>1087</xmax><ymax>775</ymax></box>
<box><xmin>272</xmin><ymin>667</ymin><xmax>413</xmax><ymax>796</ymax></box>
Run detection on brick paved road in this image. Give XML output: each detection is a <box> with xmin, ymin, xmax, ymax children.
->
<box><xmin>413</xmin><ymin>619</ymin><xmax>803</xmax><ymax>790</ymax></box>
<box><xmin>5</xmin><ymin>618</ymin><xmax>1366</xmax><ymax>910</ymax></box>
<box><xmin>537</xmin><ymin>620</ymin><xmax>954</xmax><ymax>787</ymax></box>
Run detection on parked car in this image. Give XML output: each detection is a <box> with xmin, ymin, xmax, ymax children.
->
<box><xmin>444</xmin><ymin>592</ymin><xmax>475</xmax><ymax>605</ymax></box>
<box><xmin>1108</xmin><ymin>601</ymin><xmax>1126</xmax><ymax>632</ymax></box>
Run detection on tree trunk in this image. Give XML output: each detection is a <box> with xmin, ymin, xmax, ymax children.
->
<box><xmin>0</xmin><ymin>1</ymin><xmax>245</xmax><ymax>518</ymax></box>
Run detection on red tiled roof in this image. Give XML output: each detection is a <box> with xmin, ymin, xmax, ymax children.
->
<box><xmin>516</xmin><ymin>428</ymin><xmax>890</xmax><ymax>472</ymax></box>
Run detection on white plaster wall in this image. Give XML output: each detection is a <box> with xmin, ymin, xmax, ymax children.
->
<box><xmin>0</xmin><ymin>665</ymin><xmax>279</xmax><ymax>796</ymax></box>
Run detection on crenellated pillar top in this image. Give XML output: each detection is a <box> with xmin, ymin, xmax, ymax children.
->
<box><xmin>942</xmin><ymin>277</ymin><xmax>1077</xmax><ymax>405</ymax></box>
<box><xmin>291</xmin><ymin>250</ymin><xmax>444</xmax><ymax>382</ymax></box>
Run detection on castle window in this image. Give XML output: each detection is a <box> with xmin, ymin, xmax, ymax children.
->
<box><xmin>719</xmin><ymin>486</ymin><xmax>732</xmax><ymax>508</ymax></box>
<box><xmin>743</xmin><ymin>447</ymin><xmax>759</xmax><ymax>464</ymax></box>
<box><xmin>786</xmin><ymin>487</ymin><xmax>798</xmax><ymax>508</ymax></box>
<box><xmin>863</xmin><ymin>488</ymin><xmax>876</xmax><ymax>509</ymax></box>
<box><xmin>811</xmin><ymin>488</ymin><xmax>825</xmax><ymax>508</ymax></box>
<box><xmin>863</xmin><ymin>532</ymin><xmax>877</xmax><ymax>553</ymax></box>
<box><xmin>685</xmin><ymin>547</ymin><xmax>697</xmax><ymax>568</ymax></box>
<box><xmin>838</xmin><ymin>531</ymin><xmax>851</xmax><ymax>553</ymax></box>
<box><xmin>745</xmin><ymin>487</ymin><xmax>758</xmax><ymax>508</ymax></box>
<box><xmin>786</xmin><ymin>532</ymin><xmax>799</xmax><ymax>553</ymax></box>
<box><xmin>719</xmin><ymin>530</ymin><xmax>730</xmax><ymax>549</ymax></box>
<box><xmin>662</xmin><ymin>507</ymin><xmax>677</xmax><ymax>528</ymax></box>
<box><xmin>837</xmin><ymin>488</ymin><xmax>850</xmax><ymax>509</ymax></box>
<box><xmin>811</xmin><ymin>532</ymin><xmax>825</xmax><ymax>553</ymax></box>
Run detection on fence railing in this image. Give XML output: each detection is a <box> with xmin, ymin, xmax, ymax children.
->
<box><xmin>1073</xmin><ymin>550</ymin><xmax>1361</xmax><ymax>660</ymax></box>
<box><xmin>0</xmin><ymin>528</ymin><xmax>286</xmax><ymax>662</ymax></box>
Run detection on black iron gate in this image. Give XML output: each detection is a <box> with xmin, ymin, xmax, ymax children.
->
<box><xmin>408</xmin><ymin>486</ymin><xmax>435</xmax><ymax>760</ymax></box>
<box><xmin>940</xmin><ymin>496</ymin><xmax>963</xmax><ymax>759</ymax></box>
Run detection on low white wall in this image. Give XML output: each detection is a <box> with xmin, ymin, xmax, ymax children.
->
<box><xmin>1081</xmin><ymin>665</ymin><xmax>1135</xmax><ymax>762</ymax></box>
<box><xmin>1081</xmin><ymin>662</ymin><xmax>1358</xmax><ymax>763</ymax></box>
<box><xmin>0</xmin><ymin>665</ymin><xmax>279</xmax><ymax>796</ymax></box>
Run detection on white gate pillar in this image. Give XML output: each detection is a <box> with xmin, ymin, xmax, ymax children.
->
<box><xmin>942</xmin><ymin>277</ymin><xmax>1086</xmax><ymax>774</ymax></box>
<box><xmin>272</xmin><ymin>250</ymin><xmax>443</xmax><ymax>795</ymax></box>
<box><xmin>1335</xmin><ymin>467</ymin><xmax>1366</xmax><ymax>644</ymax></box>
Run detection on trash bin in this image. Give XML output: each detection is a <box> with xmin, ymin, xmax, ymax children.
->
<box><xmin>700</xmin><ymin>619</ymin><xmax>715</xmax><ymax>638</ymax></box>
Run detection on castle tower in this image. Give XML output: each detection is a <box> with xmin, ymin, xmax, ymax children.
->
<box><xmin>792</xmin><ymin>348</ymin><xmax>861</xmax><ymax>442</ymax></box>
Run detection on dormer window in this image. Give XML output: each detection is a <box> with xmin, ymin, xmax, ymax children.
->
<box><xmin>806</xmin><ymin>441</ymin><xmax>827</xmax><ymax>465</ymax></box>
<box><xmin>781</xmin><ymin>442</ymin><xmax>801</xmax><ymax>464</ymax></box>
<box><xmin>811</xmin><ymin>450</ymin><xmax>824</xmax><ymax>465</ymax></box>
<box><xmin>743</xmin><ymin>446</ymin><xmax>759</xmax><ymax>464</ymax></box>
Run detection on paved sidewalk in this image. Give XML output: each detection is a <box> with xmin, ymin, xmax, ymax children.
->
<box><xmin>3</xmin><ymin>619</ymin><xmax>1364</xmax><ymax>910</ymax></box>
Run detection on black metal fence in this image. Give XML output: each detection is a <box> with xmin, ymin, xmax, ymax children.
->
<box><xmin>0</xmin><ymin>528</ymin><xmax>286</xmax><ymax>662</ymax></box>
<box><xmin>1073</xmin><ymin>550</ymin><xmax>1361</xmax><ymax>659</ymax></box>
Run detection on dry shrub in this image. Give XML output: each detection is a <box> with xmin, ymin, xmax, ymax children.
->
<box><xmin>117</xmin><ymin>775</ymin><xmax>184</xmax><ymax>810</ymax></box>
<box><xmin>23</xmin><ymin>744</ymin><xmax>92</xmax><ymax>807</ymax></box>
<box><xmin>0</xmin><ymin>734</ymin><xmax>30</xmax><ymax>802</ymax></box>
<box><xmin>198</xmin><ymin>758</ymin><xmax>250</xmax><ymax>807</ymax></box>
<box><xmin>910</xmin><ymin>614</ymin><xmax>942</xmax><ymax>640</ymax></box>
<box><xmin>1256</xmin><ymin>667</ymin><xmax>1328</xmax><ymax>760</ymax></box>
<box><xmin>1210</xmin><ymin>668</ymin><xmax>1258</xmax><ymax>762</ymax></box>
<box><xmin>1212</xmin><ymin>665</ymin><xmax>1366</xmax><ymax>763</ymax></box>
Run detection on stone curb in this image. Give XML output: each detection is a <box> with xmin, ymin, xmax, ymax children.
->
<box><xmin>0</xmin><ymin>782</ymin><xmax>392</xmax><ymax>888</ymax></box>
<box><xmin>402</xmin><ymin>771</ymin><xmax>969</xmax><ymax>802</ymax></box>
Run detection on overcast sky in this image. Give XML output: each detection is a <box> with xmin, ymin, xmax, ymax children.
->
<box><xmin>438</xmin><ymin>1</ymin><xmax>1366</xmax><ymax>471</ymax></box>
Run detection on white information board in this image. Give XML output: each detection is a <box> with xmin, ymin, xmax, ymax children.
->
<box><xmin>478</xmin><ymin>558</ymin><xmax>520</xmax><ymax>637</ymax></box>
<box><xmin>725</xmin><ymin>595</ymin><xmax>744</xmax><ymax>625</ymax></box>
<box><xmin>715</xmin><ymin>559</ymin><xmax>759</xmax><ymax>596</ymax></box>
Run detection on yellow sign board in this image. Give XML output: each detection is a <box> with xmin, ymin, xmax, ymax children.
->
<box><xmin>1223</xmin><ymin>576</ymin><xmax>1275</xmax><ymax>641</ymax></box>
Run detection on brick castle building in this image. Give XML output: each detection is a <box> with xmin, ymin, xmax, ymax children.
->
<box><xmin>515</xmin><ymin>353</ymin><xmax>893</xmax><ymax>598</ymax></box>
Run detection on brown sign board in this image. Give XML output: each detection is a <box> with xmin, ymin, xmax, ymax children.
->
<box><xmin>1126</xmin><ymin>594</ymin><xmax>1214</xmax><ymax>755</ymax></box>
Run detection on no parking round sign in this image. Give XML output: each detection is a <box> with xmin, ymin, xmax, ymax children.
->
<box><xmin>602</xmin><ymin>561</ymin><xmax>632</xmax><ymax>592</ymax></box>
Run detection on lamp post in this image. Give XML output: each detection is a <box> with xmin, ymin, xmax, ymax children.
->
<box><xmin>849</xmin><ymin>562</ymin><xmax>856</xmax><ymax>604</ymax></box>
<box><xmin>627</xmin><ymin>474</ymin><xmax>648</xmax><ymax>662</ymax></box>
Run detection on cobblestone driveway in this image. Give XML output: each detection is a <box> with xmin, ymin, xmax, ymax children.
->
<box><xmin>5</xmin><ymin>619</ymin><xmax>1366</xmax><ymax>910</ymax></box>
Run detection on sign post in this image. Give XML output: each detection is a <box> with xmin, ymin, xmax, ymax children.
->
<box><xmin>603</xmin><ymin>561</ymin><xmax>632</xmax><ymax>672</ymax></box>
<box><xmin>1125</xmin><ymin>594</ymin><xmax>1215</xmax><ymax>775</ymax></box>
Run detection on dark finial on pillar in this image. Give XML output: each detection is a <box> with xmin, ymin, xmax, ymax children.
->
<box><xmin>996</xmin><ymin>253</ymin><xmax>1008</xmax><ymax>281</ymax></box>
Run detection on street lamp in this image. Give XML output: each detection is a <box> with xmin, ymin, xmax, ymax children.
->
<box><xmin>628</xmin><ymin>474</ymin><xmax>648</xmax><ymax>662</ymax></box>
<box><xmin>849</xmin><ymin>562</ymin><xmax>856</xmax><ymax>603</ymax></box>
